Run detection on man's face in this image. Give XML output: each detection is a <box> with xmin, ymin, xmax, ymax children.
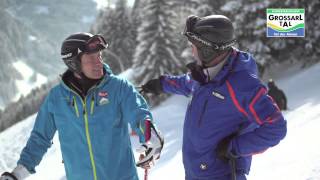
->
<box><xmin>80</xmin><ymin>51</ymin><xmax>104</xmax><ymax>79</ymax></box>
<box><xmin>191</xmin><ymin>44</ymin><xmax>230</xmax><ymax>68</ymax></box>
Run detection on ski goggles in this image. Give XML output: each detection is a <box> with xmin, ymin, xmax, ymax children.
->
<box><xmin>83</xmin><ymin>34</ymin><xmax>108</xmax><ymax>53</ymax></box>
<box><xmin>184</xmin><ymin>31</ymin><xmax>235</xmax><ymax>51</ymax></box>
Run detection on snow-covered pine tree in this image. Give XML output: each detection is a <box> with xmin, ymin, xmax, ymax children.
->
<box><xmin>91</xmin><ymin>0</ymin><xmax>135</xmax><ymax>74</ymax></box>
<box><xmin>218</xmin><ymin>0</ymin><xmax>272</xmax><ymax>75</ymax></box>
<box><xmin>178</xmin><ymin>0</ymin><xmax>213</xmax><ymax>64</ymax></box>
<box><xmin>132</xmin><ymin>0</ymin><xmax>184</xmax><ymax>85</ymax></box>
<box><xmin>273</xmin><ymin>0</ymin><xmax>320</xmax><ymax>67</ymax></box>
<box><xmin>216</xmin><ymin>0</ymin><xmax>320</xmax><ymax>75</ymax></box>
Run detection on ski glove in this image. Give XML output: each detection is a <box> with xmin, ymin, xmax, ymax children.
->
<box><xmin>216</xmin><ymin>133</ymin><xmax>238</xmax><ymax>162</ymax></box>
<box><xmin>140</xmin><ymin>78</ymin><xmax>163</xmax><ymax>95</ymax></box>
<box><xmin>136</xmin><ymin>123</ymin><xmax>164</xmax><ymax>169</ymax></box>
<box><xmin>0</xmin><ymin>172</ymin><xmax>17</xmax><ymax>180</ymax></box>
<box><xmin>0</xmin><ymin>165</ymin><xmax>30</xmax><ymax>180</ymax></box>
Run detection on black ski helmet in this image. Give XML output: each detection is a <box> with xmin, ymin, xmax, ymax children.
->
<box><xmin>61</xmin><ymin>32</ymin><xmax>108</xmax><ymax>73</ymax></box>
<box><xmin>184</xmin><ymin>15</ymin><xmax>235</xmax><ymax>64</ymax></box>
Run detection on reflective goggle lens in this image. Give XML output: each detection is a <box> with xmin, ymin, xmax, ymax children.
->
<box><xmin>85</xmin><ymin>35</ymin><xmax>108</xmax><ymax>53</ymax></box>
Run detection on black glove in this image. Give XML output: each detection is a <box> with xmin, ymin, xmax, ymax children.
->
<box><xmin>216</xmin><ymin>133</ymin><xmax>238</xmax><ymax>162</ymax></box>
<box><xmin>0</xmin><ymin>172</ymin><xmax>18</xmax><ymax>180</ymax></box>
<box><xmin>140</xmin><ymin>78</ymin><xmax>163</xmax><ymax>95</ymax></box>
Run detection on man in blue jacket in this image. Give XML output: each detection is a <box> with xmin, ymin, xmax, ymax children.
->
<box><xmin>0</xmin><ymin>32</ymin><xmax>163</xmax><ymax>180</ymax></box>
<box><xmin>141</xmin><ymin>15</ymin><xmax>287</xmax><ymax>180</ymax></box>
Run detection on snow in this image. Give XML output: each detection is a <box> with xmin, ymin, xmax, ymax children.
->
<box><xmin>93</xmin><ymin>0</ymin><xmax>135</xmax><ymax>9</ymax></box>
<box><xmin>92</xmin><ymin>0</ymin><xmax>109</xmax><ymax>9</ymax></box>
<box><xmin>0</xmin><ymin>62</ymin><xmax>320</xmax><ymax>179</ymax></box>
<box><xmin>34</xmin><ymin>6</ymin><xmax>49</xmax><ymax>15</ymax></box>
<box><xmin>12</xmin><ymin>61</ymin><xmax>48</xmax><ymax>101</ymax></box>
<box><xmin>249</xmin><ymin>103</ymin><xmax>320</xmax><ymax>180</ymax></box>
<box><xmin>0</xmin><ymin>115</ymin><xmax>65</xmax><ymax>180</ymax></box>
<box><xmin>118</xmin><ymin>68</ymin><xmax>134</xmax><ymax>81</ymax></box>
<box><xmin>221</xmin><ymin>1</ymin><xmax>241</xmax><ymax>12</ymax></box>
<box><xmin>28</xmin><ymin>35</ymin><xmax>37</xmax><ymax>42</ymax></box>
<box><xmin>81</xmin><ymin>15</ymin><xmax>95</xmax><ymax>24</ymax></box>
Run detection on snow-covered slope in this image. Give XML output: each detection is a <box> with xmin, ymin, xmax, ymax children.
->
<box><xmin>0</xmin><ymin>63</ymin><xmax>319</xmax><ymax>180</ymax></box>
<box><xmin>12</xmin><ymin>61</ymin><xmax>48</xmax><ymax>102</ymax></box>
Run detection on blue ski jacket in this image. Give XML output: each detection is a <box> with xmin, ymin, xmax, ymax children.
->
<box><xmin>17</xmin><ymin>64</ymin><xmax>152</xmax><ymax>180</ymax></box>
<box><xmin>161</xmin><ymin>49</ymin><xmax>287</xmax><ymax>179</ymax></box>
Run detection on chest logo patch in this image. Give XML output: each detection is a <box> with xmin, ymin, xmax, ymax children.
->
<box><xmin>98</xmin><ymin>91</ymin><xmax>108</xmax><ymax>97</ymax></box>
<box><xmin>99</xmin><ymin>97</ymin><xmax>109</xmax><ymax>105</ymax></box>
<box><xmin>212</xmin><ymin>91</ymin><xmax>225</xmax><ymax>100</ymax></box>
<box><xmin>98</xmin><ymin>91</ymin><xmax>109</xmax><ymax>105</ymax></box>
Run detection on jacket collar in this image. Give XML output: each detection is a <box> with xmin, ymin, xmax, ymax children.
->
<box><xmin>208</xmin><ymin>48</ymin><xmax>239</xmax><ymax>85</ymax></box>
<box><xmin>60</xmin><ymin>63</ymin><xmax>112</xmax><ymax>93</ymax></box>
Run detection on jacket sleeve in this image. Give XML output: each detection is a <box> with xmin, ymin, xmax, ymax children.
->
<box><xmin>120</xmin><ymin>79</ymin><xmax>153</xmax><ymax>143</ymax></box>
<box><xmin>161</xmin><ymin>73</ymin><xmax>197</xmax><ymax>96</ymax></box>
<box><xmin>17</xmin><ymin>91</ymin><xmax>57</xmax><ymax>173</ymax></box>
<box><xmin>230</xmin><ymin>85</ymin><xmax>287</xmax><ymax>157</ymax></box>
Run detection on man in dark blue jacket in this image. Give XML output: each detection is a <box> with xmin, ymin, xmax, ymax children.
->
<box><xmin>141</xmin><ymin>15</ymin><xmax>287</xmax><ymax>180</ymax></box>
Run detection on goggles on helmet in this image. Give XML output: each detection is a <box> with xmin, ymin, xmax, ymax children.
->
<box><xmin>184</xmin><ymin>31</ymin><xmax>235</xmax><ymax>50</ymax></box>
<box><xmin>82</xmin><ymin>34</ymin><xmax>108</xmax><ymax>53</ymax></box>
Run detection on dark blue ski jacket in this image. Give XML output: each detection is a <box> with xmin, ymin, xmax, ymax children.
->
<box><xmin>161</xmin><ymin>49</ymin><xmax>287</xmax><ymax>179</ymax></box>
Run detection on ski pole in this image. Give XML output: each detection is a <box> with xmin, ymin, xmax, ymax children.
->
<box><xmin>230</xmin><ymin>158</ymin><xmax>237</xmax><ymax>180</ymax></box>
<box><xmin>144</xmin><ymin>168</ymin><xmax>148</xmax><ymax>180</ymax></box>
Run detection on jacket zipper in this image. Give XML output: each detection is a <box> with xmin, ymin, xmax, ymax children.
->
<box><xmin>63</xmin><ymin>85</ymin><xmax>99</xmax><ymax>180</ymax></box>
<box><xmin>198</xmin><ymin>99</ymin><xmax>208</xmax><ymax>127</ymax></box>
<box><xmin>82</xmin><ymin>99</ymin><xmax>98</xmax><ymax>180</ymax></box>
<box><xmin>90</xmin><ymin>95</ymin><xmax>95</xmax><ymax>115</ymax></box>
<box><xmin>73</xmin><ymin>96</ymin><xmax>80</xmax><ymax>117</ymax></box>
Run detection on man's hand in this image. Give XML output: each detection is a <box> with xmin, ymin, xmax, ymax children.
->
<box><xmin>0</xmin><ymin>165</ymin><xmax>30</xmax><ymax>180</ymax></box>
<box><xmin>136</xmin><ymin>140</ymin><xmax>163</xmax><ymax>169</ymax></box>
<box><xmin>0</xmin><ymin>172</ymin><xmax>18</xmax><ymax>180</ymax></box>
<box><xmin>140</xmin><ymin>78</ymin><xmax>163</xmax><ymax>95</ymax></box>
<box><xmin>136</xmin><ymin>123</ymin><xmax>164</xmax><ymax>169</ymax></box>
<box><xmin>216</xmin><ymin>133</ymin><xmax>238</xmax><ymax>162</ymax></box>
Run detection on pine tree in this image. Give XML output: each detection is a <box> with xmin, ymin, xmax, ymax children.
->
<box><xmin>132</xmin><ymin>0</ymin><xmax>184</xmax><ymax>85</ymax></box>
<box><xmin>91</xmin><ymin>0</ymin><xmax>135</xmax><ymax>74</ymax></box>
<box><xmin>113</xmin><ymin>0</ymin><xmax>135</xmax><ymax>69</ymax></box>
<box><xmin>217</xmin><ymin>0</ymin><xmax>320</xmax><ymax>75</ymax></box>
<box><xmin>177</xmin><ymin>0</ymin><xmax>213</xmax><ymax>64</ymax></box>
<box><xmin>215</xmin><ymin>0</ymin><xmax>271</xmax><ymax>74</ymax></box>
